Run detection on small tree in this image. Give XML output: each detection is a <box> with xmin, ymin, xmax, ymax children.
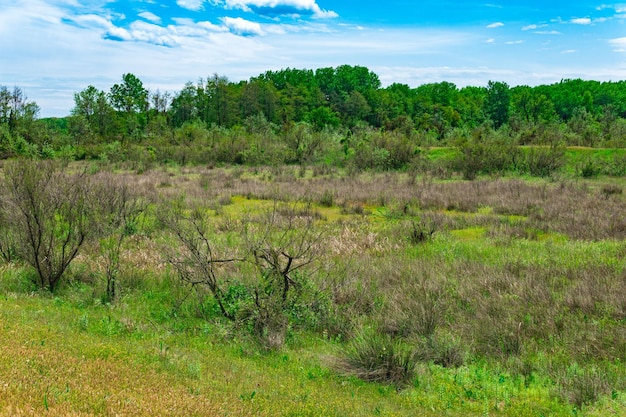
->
<box><xmin>242</xmin><ymin>201</ymin><xmax>323</xmax><ymax>348</ymax></box>
<box><xmin>1</xmin><ymin>160</ymin><xmax>103</xmax><ymax>291</ymax></box>
<box><xmin>162</xmin><ymin>198</ymin><xmax>324</xmax><ymax>349</ymax></box>
<box><xmin>94</xmin><ymin>172</ymin><xmax>147</xmax><ymax>301</ymax></box>
<box><xmin>160</xmin><ymin>199</ymin><xmax>241</xmax><ymax>320</ymax></box>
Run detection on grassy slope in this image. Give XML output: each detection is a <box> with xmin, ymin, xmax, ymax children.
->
<box><xmin>1</xmin><ymin>158</ymin><xmax>626</xmax><ymax>416</ymax></box>
<box><xmin>0</xmin><ymin>291</ymin><xmax>593</xmax><ymax>417</ymax></box>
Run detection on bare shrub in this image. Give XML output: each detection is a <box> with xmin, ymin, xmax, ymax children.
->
<box><xmin>557</xmin><ymin>366</ymin><xmax>614</xmax><ymax>409</ymax></box>
<box><xmin>241</xmin><ymin>201</ymin><xmax>324</xmax><ymax>348</ymax></box>
<box><xmin>406</xmin><ymin>214</ymin><xmax>443</xmax><ymax>245</ymax></box>
<box><xmin>378</xmin><ymin>270</ymin><xmax>447</xmax><ymax>339</ymax></box>
<box><xmin>92</xmin><ymin>171</ymin><xmax>148</xmax><ymax>301</ymax></box>
<box><xmin>600</xmin><ymin>183</ymin><xmax>622</xmax><ymax>199</ymax></box>
<box><xmin>0</xmin><ymin>160</ymin><xmax>113</xmax><ymax>292</ymax></box>
<box><xmin>160</xmin><ymin>198</ymin><xmax>241</xmax><ymax>320</ymax></box>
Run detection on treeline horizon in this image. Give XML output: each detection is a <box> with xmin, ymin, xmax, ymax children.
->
<box><xmin>2</xmin><ymin>65</ymin><xmax>626</xmax><ymax>174</ymax></box>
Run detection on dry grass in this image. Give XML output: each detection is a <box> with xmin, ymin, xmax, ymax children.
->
<box><xmin>1</xmin><ymin>163</ymin><xmax>625</xmax><ymax>414</ymax></box>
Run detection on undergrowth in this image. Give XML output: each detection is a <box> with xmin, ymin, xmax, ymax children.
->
<box><xmin>0</xmin><ymin>163</ymin><xmax>625</xmax><ymax>416</ymax></box>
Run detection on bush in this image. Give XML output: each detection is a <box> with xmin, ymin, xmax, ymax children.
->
<box><xmin>557</xmin><ymin>365</ymin><xmax>614</xmax><ymax>409</ymax></box>
<box><xmin>414</xmin><ymin>334</ymin><xmax>465</xmax><ymax>368</ymax></box>
<box><xmin>452</xmin><ymin>136</ymin><xmax>520</xmax><ymax>180</ymax></box>
<box><xmin>338</xmin><ymin>330</ymin><xmax>417</xmax><ymax>385</ymax></box>
<box><xmin>521</xmin><ymin>145</ymin><xmax>565</xmax><ymax>177</ymax></box>
<box><xmin>0</xmin><ymin>160</ymin><xmax>121</xmax><ymax>292</ymax></box>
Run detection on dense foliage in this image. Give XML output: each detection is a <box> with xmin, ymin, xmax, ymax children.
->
<box><xmin>3</xmin><ymin>66</ymin><xmax>626</xmax><ymax>173</ymax></box>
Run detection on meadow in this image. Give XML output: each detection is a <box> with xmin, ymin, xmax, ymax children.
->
<box><xmin>0</xmin><ymin>156</ymin><xmax>624</xmax><ymax>416</ymax></box>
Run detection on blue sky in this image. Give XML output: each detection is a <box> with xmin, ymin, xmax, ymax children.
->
<box><xmin>2</xmin><ymin>1</ymin><xmax>626</xmax><ymax>117</ymax></box>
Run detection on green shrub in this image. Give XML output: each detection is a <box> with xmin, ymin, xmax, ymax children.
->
<box><xmin>414</xmin><ymin>334</ymin><xmax>465</xmax><ymax>368</ymax></box>
<box><xmin>338</xmin><ymin>330</ymin><xmax>417</xmax><ymax>385</ymax></box>
<box><xmin>522</xmin><ymin>146</ymin><xmax>565</xmax><ymax>177</ymax></box>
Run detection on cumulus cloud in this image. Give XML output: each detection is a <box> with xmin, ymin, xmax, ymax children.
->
<box><xmin>65</xmin><ymin>14</ymin><xmax>178</xmax><ymax>46</ymax></box>
<box><xmin>223</xmin><ymin>0</ymin><xmax>338</xmax><ymax>19</ymax></box>
<box><xmin>487</xmin><ymin>22</ymin><xmax>504</xmax><ymax>28</ymax></box>
<box><xmin>177</xmin><ymin>0</ymin><xmax>206</xmax><ymax>11</ymax></box>
<box><xmin>66</xmin><ymin>13</ymin><xmax>132</xmax><ymax>41</ymax></box>
<box><xmin>505</xmin><ymin>40</ymin><xmax>524</xmax><ymax>44</ymax></box>
<box><xmin>138</xmin><ymin>11</ymin><xmax>162</xmax><ymax>23</ymax></box>
<box><xmin>125</xmin><ymin>21</ymin><xmax>178</xmax><ymax>46</ymax></box>
<box><xmin>571</xmin><ymin>17</ymin><xmax>592</xmax><ymax>25</ymax></box>
<box><xmin>221</xmin><ymin>16</ymin><xmax>264</xmax><ymax>36</ymax></box>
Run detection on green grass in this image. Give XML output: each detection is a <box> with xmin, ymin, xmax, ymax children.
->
<box><xmin>1</xmin><ymin>164</ymin><xmax>625</xmax><ymax>416</ymax></box>
<box><xmin>0</xmin><ymin>290</ymin><xmax>596</xmax><ymax>416</ymax></box>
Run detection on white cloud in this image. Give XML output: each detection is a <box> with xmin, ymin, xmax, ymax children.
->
<box><xmin>138</xmin><ymin>11</ymin><xmax>161</xmax><ymax>23</ymax></box>
<box><xmin>505</xmin><ymin>40</ymin><xmax>524</xmax><ymax>44</ymax></box>
<box><xmin>571</xmin><ymin>17</ymin><xmax>592</xmax><ymax>25</ymax></box>
<box><xmin>485</xmin><ymin>38</ymin><xmax>495</xmax><ymax>43</ymax></box>
<box><xmin>223</xmin><ymin>0</ymin><xmax>338</xmax><ymax>19</ymax></box>
<box><xmin>221</xmin><ymin>16</ymin><xmax>264</xmax><ymax>36</ymax></box>
<box><xmin>487</xmin><ymin>22</ymin><xmax>504</xmax><ymax>28</ymax></box>
<box><xmin>177</xmin><ymin>0</ymin><xmax>206</xmax><ymax>11</ymax></box>
<box><xmin>127</xmin><ymin>21</ymin><xmax>178</xmax><ymax>46</ymax></box>
<box><xmin>597</xmin><ymin>4</ymin><xmax>626</xmax><ymax>13</ymax></box>
<box><xmin>534</xmin><ymin>30</ymin><xmax>561</xmax><ymax>35</ymax></box>
<box><xmin>609</xmin><ymin>37</ymin><xmax>626</xmax><ymax>51</ymax></box>
<box><xmin>561</xmin><ymin>49</ymin><xmax>576</xmax><ymax>54</ymax></box>
<box><xmin>66</xmin><ymin>14</ymin><xmax>178</xmax><ymax>46</ymax></box>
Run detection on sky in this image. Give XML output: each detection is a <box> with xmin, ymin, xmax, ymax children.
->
<box><xmin>2</xmin><ymin>1</ymin><xmax>626</xmax><ymax>117</ymax></box>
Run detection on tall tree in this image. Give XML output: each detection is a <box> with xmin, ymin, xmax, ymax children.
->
<box><xmin>109</xmin><ymin>74</ymin><xmax>149</xmax><ymax>138</ymax></box>
<box><xmin>109</xmin><ymin>73</ymin><xmax>148</xmax><ymax>114</ymax></box>
<box><xmin>485</xmin><ymin>81</ymin><xmax>510</xmax><ymax>129</ymax></box>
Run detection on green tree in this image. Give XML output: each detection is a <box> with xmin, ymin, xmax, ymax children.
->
<box><xmin>0</xmin><ymin>86</ymin><xmax>40</xmax><ymax>141</ymax></box>
<box><xmin>306</xmin><ymin>106</ymin><xmax>340</xmax><ymax>131</ymax></box>
<box><xmin>170</xmin><ymin>82</ymin><xmax>198</xmax><ymax>127</ymax></box>
<box><xmin>485</xmin><ymin>81</ymin><xmax>510</xmax><ymax>128</ymax></box>
<box><xmin>71</xmin><ymin>85</ymin><xmax>115</xmax><ymax>139</ymax></box>
<box><xmin>511</xmin><ymin>86</ymin><xmax>555</xmax><ymax>123</ymax></box>
<box><xmin>109</xmin><ymin>73</ymin><xmax>148</xmax><ymax>114</ymax></box>
<box><xmin>197</xmin><ymin>74</ymin><xmax>238</xmax><ymax>127</ymax></box>
<box><xmin>109</xmin><ymin>74</ymin><xmax>149</xmax><ymax>138</ymax></box>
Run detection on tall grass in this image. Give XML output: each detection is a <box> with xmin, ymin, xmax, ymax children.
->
<box><xmin>0</xmin><ymin>163</ymin><xmax>625</xmax><ymax>415</ymax></box>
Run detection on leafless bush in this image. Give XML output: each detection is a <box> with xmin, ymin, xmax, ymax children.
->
<box><xmin>0</xmin><ymin>160</ymin><xmax>117</xmax><ymax>292</ymax></box>
<box><xmin>557</xmin><ymin>366</ymin><xmax>614</xmax><ymax>409</ymax></box>
<box><xmin>241</xmin><ymin>201</ymin><xmax>324</xmax><ymax>348</ymax></box>
<box><xmin>160</xmin><ymin>198</ymin><xmax>242</xmax><ymax>320</ymax></box>
<box><xmin>92</xmin><ymin>171</ymin><xmax>148</xmax><ymax>301</ymax></box>
<box><xmin>413</xmin><ymin>333</ymin><xmax>466</xmax><ymax>368</ymax></box>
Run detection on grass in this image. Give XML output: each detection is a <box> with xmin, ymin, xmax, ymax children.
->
<box><xmin>1</xmin><ymin>162</ymin><xmax>625</xmax><ymax>416</ymax></box>
<box><xmin>0</xmin><ymin>293</ymin><xmax>592</xmax><ymax>417</ymax></box>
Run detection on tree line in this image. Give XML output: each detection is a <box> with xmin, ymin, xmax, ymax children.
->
<box><xmin>2</xmin><ymin>66</ymin><xmax>626</xmax><ymax>168</ymax></box>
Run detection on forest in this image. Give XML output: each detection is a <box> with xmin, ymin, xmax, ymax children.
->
<box><xmin>2</xmin><ymin>65</ymin><xmax>626</xmax><ymax>175</ymax></box>
<box><xmin>0</xmin><ymin>66</ymin><xmax>625</xmax><ymax>416</ymax></box>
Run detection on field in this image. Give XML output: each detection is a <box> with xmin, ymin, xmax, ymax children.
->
<box><xmin>0</xmin><ymin>159</ymin><xmax>625</xmax><ymax>416</ymax></box>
